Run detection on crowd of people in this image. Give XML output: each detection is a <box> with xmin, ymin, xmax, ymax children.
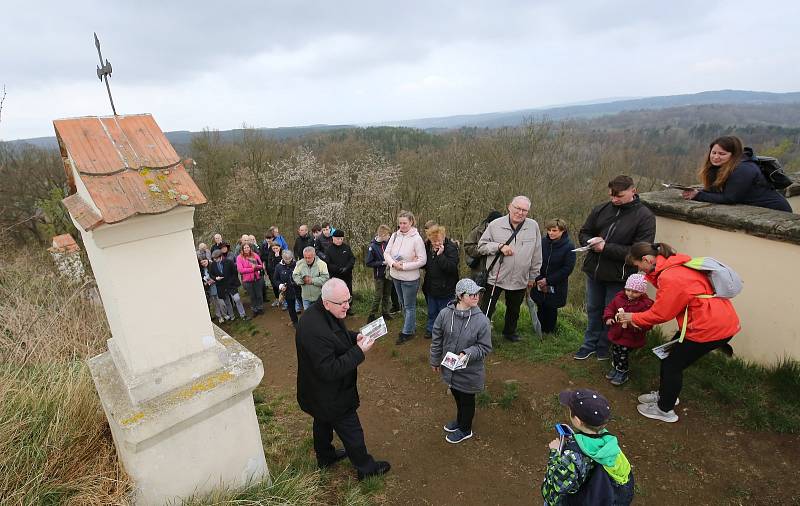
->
<box><xmin>194</xmin><ymin>134</ymin><xmax>792</xmax><ymax>503</ymax></box>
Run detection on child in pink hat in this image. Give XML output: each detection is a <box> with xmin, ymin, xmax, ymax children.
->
<box><xmin>602</xmin><ymin>274</ymin><xmax>654</xmax><ymax>386</ymax></box>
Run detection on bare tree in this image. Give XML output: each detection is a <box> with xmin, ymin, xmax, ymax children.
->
<box><xmin>0</xmin><ymin>84</ymin><xmax>6</xmax><ymax>128</ymax></box>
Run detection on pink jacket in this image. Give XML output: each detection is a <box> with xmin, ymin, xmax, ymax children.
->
<box><xmin>384</xmin><ymin>227</ymin><xmax>427</xmax><ymax>281</ymax></box>
<box><xmin>236</xmin><ymin>253</ymin><xmax>263</xmax><ymax>283</ymax></box>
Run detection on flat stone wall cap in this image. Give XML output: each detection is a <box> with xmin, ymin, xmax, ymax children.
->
<box><xmin>640</xmin><ymin>190</ymin><xmax>800</xmax><ymax>246</ymax></box>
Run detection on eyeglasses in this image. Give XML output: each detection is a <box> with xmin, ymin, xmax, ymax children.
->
<box><xmin>326</xmin><ymin>297</ymin><xmax>352</xmax><ymax>306</ymax></box>
<box><xmin>511</xmin><ymin>205</ymin><xmax>530</xmax><ymax>213</ymax></box>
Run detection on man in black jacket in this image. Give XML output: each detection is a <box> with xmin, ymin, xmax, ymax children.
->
<box><xmin>574</xmin><ymin>175</ymin><xmax>655</xmax><ymax>361</ymax></box>
<box><xmin>293</xmin><ymin>224</ymin><xmax>314</xmax><ymax>262</ymax></box>
<box><xmin>295</xmin><ymin>279</ymin><xmax>391</xmax><ymax>480</ymax></box>
<box><xmin>324</xmin><ymin>229</ymin><xmax>356</xmax><ymax>297</ymax></box>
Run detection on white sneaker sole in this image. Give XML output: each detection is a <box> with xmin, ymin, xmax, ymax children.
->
<box><xmin>443</xmin><ymin>423</ymin><xmax>459</xmax><ymax>433</ymax></box>
<box><xmin>445</xmin><ymin>432</ymin><xmax>473</xmax><ymax>444</ymax></box>
<box><xmin>637</xmin><ymin>392</ymin><xmax>680</xmax><ymax>406</ymax></box>
<box><xmin>637</xmin><ymin>404</ymin><xmax>679</xmax><ymax>423</ymax></box>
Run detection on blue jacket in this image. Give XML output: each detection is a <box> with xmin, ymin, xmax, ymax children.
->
<box><xmin>365</xmin><ymin>236</ymin><xmax>389</xmax><ymax>279</ymax></box>
<box><xmin>693</xmin><ymin>159</ymin><xmax>792</xmax><ymax>212</ymax></box>
<box><xmin>534</xmin><ymin>231</ymin><xmax>576</xmax><ymax>308</ymax></box>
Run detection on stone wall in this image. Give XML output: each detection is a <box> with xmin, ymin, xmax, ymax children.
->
<box><xmin>639</xmin><ymin>191</ymin><xmax>800</xmax><ymax>365</ymax></box>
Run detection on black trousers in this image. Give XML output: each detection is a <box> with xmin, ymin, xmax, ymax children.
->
<box><xmin>332</xmin><ymin>272</ymin><xmax>353</xmax><ymax>296</ymax></box>
<box><xmin>537</xmin><ymin>304</ymin><xmax>559</xmax><ymax>334</ymax></box>
<box><xmin>658</xmin><ymin>336</ymin><xmax>732</xmax><ymax>412</ymax></box>
<box><xmin>480</xmin><ymin>284</ymin><xmax>526</xmax><ymax>337</ymax></box>
<box><xmin>312</xmin><ymin>410</ymin><xmax>377</xmax><ymax>473</ymax></box>
<box><xmin>451</xmin><ymin>388</ymin><xmax>476</xmax><ymax>433</ymax></box>
<box><xmin>285</xmin><ymin>294</ymin><xmax>298</xmax><ymax>324</ymax></box>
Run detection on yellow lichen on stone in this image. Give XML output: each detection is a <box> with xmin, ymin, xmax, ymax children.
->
<box><xmin>174</xmin><ymin>371</ymin><xmax>234</xmax><ymax>401</ymax></box>
<box><xmin>121</xmin><ymin>411</ymin><xmax>145</xmax><ymax>426</ymax></box>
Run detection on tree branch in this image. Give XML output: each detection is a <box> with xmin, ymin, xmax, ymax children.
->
<box><xmin>0</xmin><ymin>84</ymin><xmax>6</xmax><ymax>125</ymax></box>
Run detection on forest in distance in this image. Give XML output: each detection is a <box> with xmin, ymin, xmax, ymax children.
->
<box><xmin>2</xmin><ymin>103</ymin><xmax>799</xmax><ymax>269</ymax></box>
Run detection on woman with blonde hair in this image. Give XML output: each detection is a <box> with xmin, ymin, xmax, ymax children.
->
<box><xmin>384</xmin><ymin>210</ymin><xmax>427</xmax><ymax>344</ymax></box>
<box><xmin>682</xmin><ymin>135</ymin><xmax>791</xmax><ymax>212</ymax></box>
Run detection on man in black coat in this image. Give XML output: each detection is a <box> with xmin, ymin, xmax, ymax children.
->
<box><xmin>295</xmin><ymin>278</ymin><xmax>391</xmax><ymax>480</ymax></box>
<box><xmin>574</xmin><ymin>175</ymin><xmax>655</xmax><ymax>361</ymax></box>
<box><xmin>324</xmin><ymin>229</ymin><xmax>356</xmax><ymax>297</ymax></box>
<box><xmin>293</xmin><ymin>224</ymin><xmax>314</xmax><ymax>262</ymax></box>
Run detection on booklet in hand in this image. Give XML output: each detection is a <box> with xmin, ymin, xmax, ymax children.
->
<box><xmin>662</xmin><ymin>183</ymin><xmax>696</xmax><ymax>191</ymax></box>
<box><xmin>652</xmin><ymin>340</ymin><xmax>678</xmax><ymax>360</ymax></box>
<box><xmin>441</xmin><ymin>351</ymin><xmax>470</xmax><ymax>371</ymax></box>
<box><xmin>360</xmin><ymin>316</ymin><xmax>388</xmax><ymax>342</ymax></box>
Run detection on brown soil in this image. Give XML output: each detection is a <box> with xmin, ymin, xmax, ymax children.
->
<box><xmin>239</xmin><ymin>306</ymin><xmax>800</xmax><ymax>506</ymax></box>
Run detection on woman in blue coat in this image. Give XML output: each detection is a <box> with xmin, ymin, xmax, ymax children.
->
<box><xmin>682</xmin><ymin>135</ymin><xmax>791</xmax><ymax>212</ymax></box>
<box><xmin>533</xmin><ymin>219</ymin><xmax>576</xmax><ymax>333</ymax></box>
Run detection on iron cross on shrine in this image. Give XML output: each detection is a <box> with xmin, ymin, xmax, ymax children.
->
<box><xmin>93</xmin><ymin>32</ymin><xmax>117</xmax><ymax>115</ymax></box>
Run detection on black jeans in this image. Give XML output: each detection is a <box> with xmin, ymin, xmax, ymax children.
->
<box><xmin>658</xmin><ymin>336</ymin><xmax>733</xmax><ymax>412</ymax></box>
<box><xmin>312</xmin><ymin>410</ymin><xmax>377</xmax><ymax>473</ymax></box>
<box><xmin>537</xmin><ymin>304</ymin><xmax>559</xmax><ymax>334</ymax></box>
<box><xmin>451</xmin><ymin>388</ymin><xmax>476</xmax><ymax>433</ymax></box>
<box><xmin>480</xmin><ymin>284</ymin><xmax>526</xmax><ymax>337</ymax></box>
<box><xmin>285</xmin><ymin>294</ymin><xmax>298</xmax><ymax>324</ymax></box>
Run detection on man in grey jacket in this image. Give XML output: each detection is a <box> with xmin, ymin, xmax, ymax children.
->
<box><xmin>477</xmin><ymin>196</ymin><xmax>543</xmax><ymax>342</ymax></box>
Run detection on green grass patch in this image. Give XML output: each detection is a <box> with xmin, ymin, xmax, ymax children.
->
<box><xmin>498</xmin><ymin>381</ymin><xmax>519</xmax><ymax>410</ymax></box>
<box><xmin>476</xmin><ymin>389</ymin><xmax>492</xmax><ymax>408</ymax></box>
<box><xmin>491</xmin><ymin>303</ymin><xmax>586</xmax><ymax>363</ymax></box>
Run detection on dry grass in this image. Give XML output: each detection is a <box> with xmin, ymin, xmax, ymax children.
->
<box><xmin>0</xmin><ymin>250</ymin><xmax>132</xmax><ymax>504</ymax></box>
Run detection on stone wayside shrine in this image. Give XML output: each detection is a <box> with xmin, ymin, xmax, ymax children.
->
<box><xmin>54</xmin><ymin>114</ymin><xmax>268</xmax><ymax>504</ymax></box>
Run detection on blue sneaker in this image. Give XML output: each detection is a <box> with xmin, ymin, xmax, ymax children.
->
<box><xmin>443</xmin><ymin>420</ymin><xmax>459</xmax><ymax>433</ymax></box>
<box><xmin>445</xmin><ymin>429</ymin><xmax>473</xmax><ymax>444</ymax></box>
<box><xmin>605</xmin><ymin>368</ymin><xmax>617</xmax><ymax>380</ymax></box>
<box><xmin>596</xmin><ymin>350</ymin><xmax>610</xmax><ymax>361</ymax></box>
<box><xmin>610</xmin><ymin>370</ymin><xmax>629</xmax><ymax>386</ymax></box>
<box><xmin>573</xmin><ymin>347</ymin><xmax>596</xmax><ymax>360</ymax></box>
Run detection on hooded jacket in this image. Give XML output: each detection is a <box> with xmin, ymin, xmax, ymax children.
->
<box><xmin>534</xmin><ymin>231</ymin><xmax>577</xmax><ymax>308</ymax></box>
<box><xmin>236</xmin><ymin>253</ymin><xmax>264</xmax><ymax>283</ymax></box>
<box><xmin>542</xmin><ymin>430</ymin><xmax>634</xmax><ymax>506</ymax></box>
<box><xmin>365</xmin><ymin>236</ymin><xmax>389</xmax><ymax>279</ymax></box>
<box><xmin>603</xmin><ymin>291</ymin><xmax>654</xmax><ymax>348</ymax></box>
<box><xmin>422</xmin><ymin>237</ymin><xmax>460</xmax><ymax>298</ymax></box>
<box><xmin>295</xmin><ymin>300</ymin><xmax>365</xmax><ymax>421</ymax></box>
<box><xmin>384</xmin><ymin>227</ymin><xmax>427</xmax><ymax>281</ymax></box>
<box><xmin>693</xmin><ymin>159</ymin><xmax>792</xmax><ymax>212</ymax></box>
<box><xmin>477</xmin><ymin>215</ymin><xmax>543</xmax><ymax>291</ymax></box>
<box><xmin>429</xmin><ymin>303</ymin><xmax>492</xmax><ymax>394</ymax></box>
<box><xmin>579</xmin><ymin>195</ymin><xmax>656</xmax><ymax>284</ymax></box>
<box><xmin>631</xmin><ymin>254</ymin><xmax>740</xmax><ymax>342</ymax></box>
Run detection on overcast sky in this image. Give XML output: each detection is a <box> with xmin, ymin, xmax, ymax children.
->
<box><xmin>1</xmin><ymin>0</ymin><xmax>799</xmax><ymax>140</ymax></box>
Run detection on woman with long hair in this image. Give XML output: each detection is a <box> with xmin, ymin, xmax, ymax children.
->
<box><xmin>682</xmin><ymin>135</ymin><xmax>791</xmax><ymax>212</ymax></box>
<box><xmin>617</xmin><ymin>242</ymin><xmax>740</xmax><ymax>423</ymax></box>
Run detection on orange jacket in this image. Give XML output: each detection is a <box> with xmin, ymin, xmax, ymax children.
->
<box><xmin>631</xmin><ymin>254</ymin><xmax>740</xmax><ymax>343</ymax></box>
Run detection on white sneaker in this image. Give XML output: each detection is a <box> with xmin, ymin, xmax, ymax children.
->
<box><xmin>637</xmin><ymin>403</ymin><xmax>679</xmax><ymax>423</ymax></box>
<box><xmin>217</xmin><ymin>317</ymin><xmax>225</xmax><ymax>324</ymax></box>
<box><xmin>637</xmin><ymin>391</ymin><xmax>679</xmax><ymax>406</ymax></box>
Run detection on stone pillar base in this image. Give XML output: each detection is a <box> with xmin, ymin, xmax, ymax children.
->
<box><xmin>89</xmin><ymin>326</ymin><xmax>268</xmax><ymax>505</ymax></box>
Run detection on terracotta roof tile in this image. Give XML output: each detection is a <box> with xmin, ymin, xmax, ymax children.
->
<box><xmin>49</xmin><ymin>234</ymin><xmax>81</xmax><ymax>253</ymax></box>
<box><xmin>54</xmin><ymin>114</ymin><xmax>207</xmax><ymax>230</ymax></box>
<box><xmin>63</xmin><ymin>193</ymin><xmax>104</xmax><ymax>231</ymax></box>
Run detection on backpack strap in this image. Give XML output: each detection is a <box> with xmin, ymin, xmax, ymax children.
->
<box><xmin>677</xmin><ymin>294</ymin><xmax>715</xmax><ymax>343</ymax></box>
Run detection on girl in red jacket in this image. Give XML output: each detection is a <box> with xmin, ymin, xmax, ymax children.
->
<box><xmin>617</xmin><ymin>243</ymin><xmax>740</xmax><ymax>423</ymax></box>
<box><xmin>603</xmin><ymin>273</ymin><xmax>653</xmax><ymax>386</ymax></box>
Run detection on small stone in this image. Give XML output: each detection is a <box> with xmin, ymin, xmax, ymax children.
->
<box><xmin>376</xmin><ymin>399</ymin><xmax>385</xmax><ymax>407</ymax></box>
<box><xmin>392</xmin><ymin>429</ymin><xmax>399</xmax><ymax>436</ymax></box>
<box><xmin>725</xmin><ymin>431</ymin><xmax>736</xmax><ymax>436</ymax></box>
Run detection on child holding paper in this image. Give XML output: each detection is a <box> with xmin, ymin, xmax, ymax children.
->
<box><xmin>429</xmin><ymin>278</ymin><xmax>493</xmax><ymax>444</ymax></box>
<box><xmin>602</xmin><ymin>274</ymin><xmax>654</xmax><ymax>386</ymax></box>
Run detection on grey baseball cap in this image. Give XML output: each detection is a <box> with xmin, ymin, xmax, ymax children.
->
<box><xmin>455</xmin><ymin>278</ymin><xmax>484</xmax><ymax>297</ymax></box>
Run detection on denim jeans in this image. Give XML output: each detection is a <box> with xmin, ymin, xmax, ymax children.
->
<box><xmin>426</xmin><ymin>295</ymin><xmax>451</xmax><ymax>333</ymax></box>
<box><xmin>303</xmin><ymin>298</ymin><xmax>314</xmax><ymax>310</ymax></box>
<box><xmin>580</xmin><ymin>276</ymin><xmax>625</xmax><ymax>356</ymax></box>
<box><xmin>224</xmin><ymin>292</ymin><xmax>246</xmax><ymax>318</ymax></box>
<box><xmin>393</xmin><ymin>278</ymin><xmax>420</xmax><ymax>335</ymax></box>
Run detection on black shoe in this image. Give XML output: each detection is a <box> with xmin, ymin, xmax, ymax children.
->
<box><xmin>240</xmin><ymin>315</ymin><xmax>250</xmax><ymax>321</ymax></box>
<box><xmin>395</xmin><ymin>333</ymin><xmax>413</xmax><ymax>345</ymax></box>
<box><xmin>503</xmin><ymin>334</ymin><xmax>520</xmax><ymax>342</ymax></box>
<box><xmin>718</xmin><ymin>343</ymin><xmax>734</xmax><ymax>357</ymax></box>
<box><xmin>358</xmin><ymin>460</ymin><xmax>391</xmax><ymax>481</ymax></box>
<box><xmin>319</xmin><ymin>448</ymin><xmax>347</xmax><ymax>469</ymax></box>
<box><xmin>390</xmin><ymin>307</ymin><xmax>401</xmax><ymax>314</ymax></box>
<box><xmin>381</xmin><ymin>313</ymin><xmax>393</xmax><ymax>320</ymax></box>
<box><xmin>424</xmin><ymin>331</ymin><xmax>432</xmax><ymax>339</ymax></box>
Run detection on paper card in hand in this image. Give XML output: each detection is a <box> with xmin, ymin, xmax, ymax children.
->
<box><xmin>652</xmin><ymin>340</ymin><xmax>678</xmax><ymax>360</ymax></box>
<box><xmin>360</xmin><ymin>316</ymin><xmax>388</xmax><ymax>342</ymax></box>
<box><xmin>441</xmin><ymin>351</ymin><xmax>470</xmax><ymax>371</ymax></box>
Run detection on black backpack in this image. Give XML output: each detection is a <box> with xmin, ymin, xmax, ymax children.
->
<box><xmin>744</xmin><ymin>147</ymin><xmax>794</xmax><ymax>190</ymax></box>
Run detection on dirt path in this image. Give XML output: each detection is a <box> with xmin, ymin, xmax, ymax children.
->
<box><xmin>239</xmin><ymin>305</ymin><xmax>800</xmax><ymax>506</ymax></box>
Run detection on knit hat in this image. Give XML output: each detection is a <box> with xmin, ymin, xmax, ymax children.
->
<box><xmin>455</xmin><ymin>278</ymin><xmax>485</xmax><ymax>297</ymax></box>
<box><xmin>559</xmin><ymin>388</ymin><xmax>612</xmax><ymax>427</ymax></box>
<box><xmin>332</xmin><ymin>229</ymin><xmax>345</xmax><ymax>238</ymax></box>
<box><xmin>624</xmin><ymin>273</ymin><xmax>647</xmax><ymax>293</ymax></box>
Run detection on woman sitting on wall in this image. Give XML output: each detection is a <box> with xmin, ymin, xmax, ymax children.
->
<box><xmin>616</xmin><ymin>242</ymin><xmax>740</xmax><ymax>424</ymax></box>
<box><xmin>682</xmin><ymin>135</ymin><xmax>791</xmax><ymax>212</ymax></box>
